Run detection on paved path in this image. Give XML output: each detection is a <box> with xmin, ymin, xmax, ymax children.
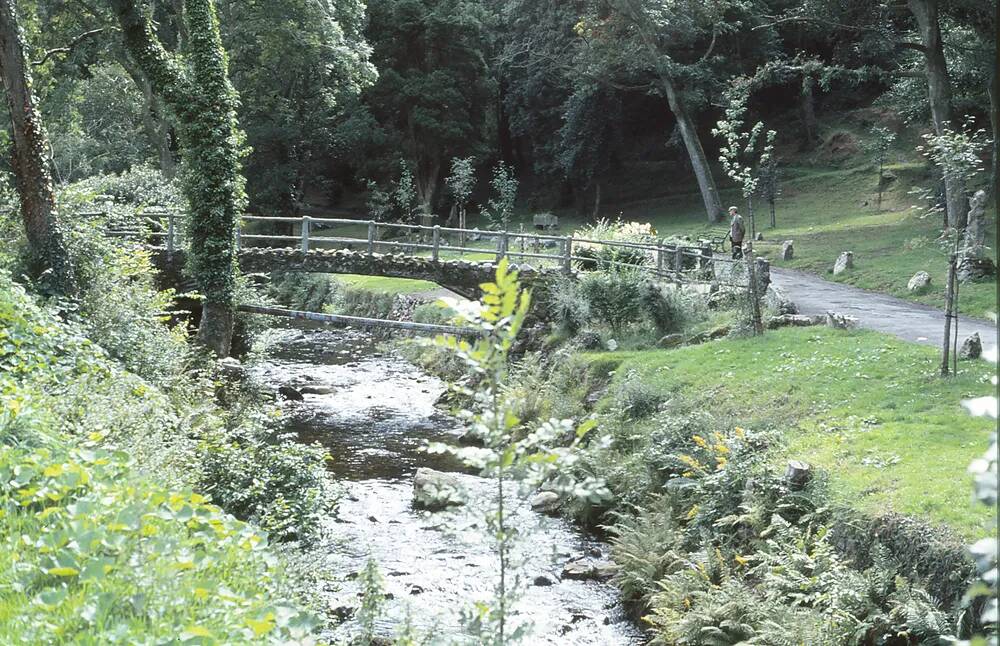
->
<box><xmin>770</xmin><ymin>267</ymin><xmax>998</xmax><ymax>349</ymax></box>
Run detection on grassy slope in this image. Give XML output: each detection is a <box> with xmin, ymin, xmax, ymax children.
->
<box><xmin>527</xmin><ymin>161</ymin><xmax>997</xmax><ymax>320</ymax></box>
<box><xmin>592</xmin><ymin>326</ymin><xmax>994</xmax><ymax>537</ymax></box>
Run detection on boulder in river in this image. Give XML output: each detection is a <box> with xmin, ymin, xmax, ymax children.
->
<box><xmin>529</xmin><ymin>491</ymin><xmax>561</xmax><ymax>514</ymax></box>
<box><xmin>278</xmin><ymin>385</ymin><xmax>304</xmax><ymax>401</ymax></box>
<box><xmin>562</xmin><ymin>558</ymin><xmax>618</xmax><ymax>582</ymax></box>
<box><xmin>300</xmin><ymin>384</ymin><xmax>336</xmax><ymax>395</ymax></box>
<box><xmin>412</xmin><ymin>467</ymin><xmax>465</xmax><ymax>511</ymax></box>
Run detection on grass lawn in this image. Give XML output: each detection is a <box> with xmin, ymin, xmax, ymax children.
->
<box><xmin>594</xmin><ymin>326</ymin><xmax>995</xmax><ymax>538</ymax></box>
<box><xmin>502</xmin><ymin>163</ymin><xmax>998</xmax><ymax>320</ymax></box>
<box><xmin>332</xmin><ymin>274</ymin><xmax>440</xmax><ymax>294</ymax></box>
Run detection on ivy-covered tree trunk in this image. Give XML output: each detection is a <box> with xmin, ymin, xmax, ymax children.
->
<box><xmin>908</xmin><ymin>0</ymin><xmax>967</xmax><ymax>230</ymax></box>
<box><xmin>109</xmin><ymin>0</ymin><xmax>244</xmax><ymax>357</ymax></box>
<box><xmin>0</xmin><ymin>0</ymin><xmax>75</xmax><ymax>294</ymax></box>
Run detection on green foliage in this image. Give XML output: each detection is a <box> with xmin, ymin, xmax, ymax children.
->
<box><xmin>640</xmin><ymin>282</ymin><xmax>697</xmax><ymax>336</ymax></box>
<box><xmin>355</xmin><ymin>557</ymin><xmax>386</xmax><ymax>645</ymax></box>
<box><xmin>111</xmin><ymin>0</ymin><xmax>246</xmax><ymax>348</ymax></box>
<box><xmin>484</xmin><ymin>162</ymin><xmax>519</xmax><ymax>231</ymax></box>
<box><xmin>609</xmin><ymin>370</ymin><xmax>663</xmax><ymax>421</ymax></box>
<box><xmin>446</xmin><ymin>156</ymin><xmax>476</xmax><ymax>207</ymax></box>
<box><xmin>573</xmin><ymin>219</ymin><xmax>656</xmax><ymax>271</ymax></box>
<box><xmin>544</xmin><ymin>277</ymin><xmax>590</xmax><ymax>336</ymax></box>
<box><xmin>913</xmin><ymin>117</ymin><xmax>988</xmax><ymax>222</ymax></box>
<box><xmin>66</xmin><ymin>164</ymin><xmax>183</xmax><ymax>210</ymax></box>
<box><xmin>339</xmin><ymin>0</ymin><xmax>495</xmax><ymax>211</ymax></box>
<box><xmin>0</xmin><ymin>269</ymin><xmax>321</xmax><ymax>642</ymax></box>
<box><xmin>198</xmin><ymin>422</ymin><xmax>333</xmax><ymax>543</ymax></box>
<box><xmin>578</xmin><ymin>269</ymin><xmax>645</xmax><ymax>336</ymax></box>
<box><xmin>0</xmin><ymin>440</ymin><xmax>320</xmax><ymax>644</ymax></box>
<box><xmin>427</xmin><ymin>259</ymin><xmax>609</xmax><ymax>643</ymax></box>
<box><xmin>219</xmin><ymin>0</ymin><xmax>375</xmax><ymax>213</ymax></box>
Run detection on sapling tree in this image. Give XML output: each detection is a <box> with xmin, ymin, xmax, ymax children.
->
<box><xmin>445</xmin><ymin>156</ymin><xmax>476</xmax><ymax>231</ymax></box>
<box><xmin>484</xmin><ymin>163</ymin><xmax>518</xmax><ymax>232</ymax></box>
<box><xmin>393</xmin><ymin>161</ymin><xmax>418</xmax><ymax>223</ymax></box>
<box><xmin>865</xmin><ymin>126</ymin><xmax>896</xmax><ymax>212</ymax></box>
<box><xmin>914</xmin><ymin>117</ymin><xmax>987</xmax><ymax>234</ymax></box>
<box><xmin>758</xmin><ymin>153</ymin><xmax>780</xmax><ymax>229</ymax></box>
<box><xmin>713</xmin><ymin>79</ymin><xmax>776</xmax><ymax>240</ymax></box>
<box><xmin>428</xmin><ymin>259</ymin><xmax>609</xmax><ymax>644</ymax></box>
<box><xmin>365</xmin><ymin>179</ymin><xmax>392</xmax><ymax>222</ymax></box>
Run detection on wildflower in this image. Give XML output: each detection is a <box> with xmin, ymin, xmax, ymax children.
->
<box><xmin>692</xmin><ymin>435</ymin><xmax>708</xmax><ymax>448</ymax></box>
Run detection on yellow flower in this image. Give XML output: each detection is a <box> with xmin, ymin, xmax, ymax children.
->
<box><xmin>685</xmin><ymin>504</ymin><xmax>700</xmax><ymax>520</ymax></box>
<box><xmin>734</xmin><ymin>554</ymin><xmax>749</xmax><ymax>567</ymax></box>
<box><xmin>715</xmin><ymin>456</ymin><xmax>728</xmax><ymax>470</ymax></box>
<box><xmin>692</xmin><ymin>435</ymin><xmax>708</xmax><ymax>448</ymax></box>
<box><xmin>733</xmin><ymin>427</ymin><xmax>746</xmax><ymax>439</ymax></box>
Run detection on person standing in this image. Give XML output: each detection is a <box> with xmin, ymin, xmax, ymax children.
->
<box><xmin>728</xmin><ymin>206</ymin><xmax>745</xmax><ymax>259</ymax></box>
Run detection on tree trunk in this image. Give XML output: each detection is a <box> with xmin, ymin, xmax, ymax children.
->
<box><xmin>0</xmin><ymin>0</ymin><xmax>75</xmax><ymax>293</ymax></box>
<box><xmin>416</xmin><ymin>157</ymin><xmax>440</xmax><ymax>216</ymax></box>
<box><xmin>908</xmin><ymin>0</ymin><xmax>967</xmax><ymax>229</ymax></box>
<box><xmin>110</xmin><ymin>0</ymin><xmax>243</xmax><ymax>357</ymax></box>
<box><xmin>120</xmin><ymin>55</ymin><xmax>177</xmax><ymax>179</ymax></box>
<box><xmin>592</xmin><ymin>181</ymin><xmax>601</xmax><ymax>219</ymax></box>
<box><xmin>800</xmin><ymin>77</ymin><xmax>819</xmax><ymax>150</ymax></box>
<box><xmin>662</xmin><ymin>76</ymin><xmax>724</xmax><ymax>223</ymax></box>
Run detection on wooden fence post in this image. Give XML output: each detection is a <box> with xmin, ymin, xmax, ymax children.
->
<box><xmin>673</xmin><ymin>246</ymin><xmax>684</xmax><ymax>274</ymax></box>
<box><xmin>746</xmin><ymin>243</ymin><xmax>764</xmax><ymax>336</ymax></box>
<box><xmin>367</xmin><ymin>221</ymin><xmax>376</xmax><ymax>254</ymax></box>
<box><xmin>941</xmin><ymin>254</ymin><xmax>957</xmax><ymax>376</ymax></box>
<box><xmin>301</xmin><ymin>216</ymin><xmax>311</xmax><ymax>252</ymax></box>
<box><xmin>563</xmin><ymin>236</ymin><xmax>573</xmax><ymax>273</ymax></box>
<box><xmin>432</xmin><ymin>225</ymin><xmax>441</xmax><ymax>261</ymax></box>
<box><xmin>496</xmin><ymin>230</ymin><xmax>509</xmax><ymax>263</ymax></box>
<box><xmin>166</xmin><ymin>212</ymin><xmax>175</xmax><ymax>258</ymax></box>
<box><xmin>656</xmin><ymin>240</ymin><xmax>664</xmax><ymax>276</ymax></box>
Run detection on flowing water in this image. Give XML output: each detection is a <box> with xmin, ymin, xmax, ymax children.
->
<box><xmin>253</xmin><ymin>323</ymin><xmax>643</xmax><ymax>644</ymax></box>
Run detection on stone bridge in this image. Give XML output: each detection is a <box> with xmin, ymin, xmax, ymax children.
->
<box><xmin>151</xmin><ymin>247</ymin><xmax>553</xmax><ymax>299</ymax></box>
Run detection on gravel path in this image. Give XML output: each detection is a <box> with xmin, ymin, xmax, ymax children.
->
<box><xmin>770</xmin><ymin>267</ymin><xmax>998</xmax><ymax>349</ymax></box>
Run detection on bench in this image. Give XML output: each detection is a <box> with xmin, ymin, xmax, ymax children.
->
<box><xmin>698</xmin><ymin>228</ymin><xmax>731</xmax><ymax>253</ymax></box>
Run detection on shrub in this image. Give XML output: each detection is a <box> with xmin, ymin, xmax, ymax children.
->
<box><xmin>198</xmin><ymin>423</ymin><xmax>334</xmax><ymax>543</ymax></box>
<box><xmin>608</xmin><ymin>496</ymin><xmax>689</xmax><ymax>611</ymax></box>
<box><xmin>412</xmin><ymin>300</ymin><xmax>457</xmax><ymax>326</ymax></box>
<box><xmin>63</xmin><ymin>163</ymin><xmax>184</xmax><ymax>210</ymax></box>
<box><xmin>610</xmin><ymin>369</ymin><xmax>663</xmax><ymax>420</ymax></box>
<box><xmin>331</xmin><ymin>287</ymin><xmax>395</xmax><ymax>320</ymax></box>
<box><xmin>545</xmin><ymin>277</ymin><xmax>590</xmax><ymax>335</ymax></box>
<box><xmin>578</xmin><ymin>269</ymin><xmax>645</xmax><ymax>335</ymax></box>
<box><xmin>269</xmin><ymin>272</ymin><xmax>338</xmax><ymax>312</ymax></box>
<box><xmin>641</xmin><ymin>283</ymin><xmax>702</xmax><ymax>336</ymax></box>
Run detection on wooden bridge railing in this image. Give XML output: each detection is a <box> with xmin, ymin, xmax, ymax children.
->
<box><xmin>106</xmin><ymin>210</ymin><xmax>758</xmax><ymax>287</ymax></box>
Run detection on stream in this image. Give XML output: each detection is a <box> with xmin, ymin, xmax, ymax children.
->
<box><xmin>253</xmin><ymin>322</ymin><xmax>643</xmax><ymax>644</ymax></box>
